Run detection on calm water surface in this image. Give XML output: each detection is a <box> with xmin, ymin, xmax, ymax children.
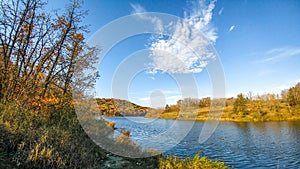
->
<box><xmin>103</xmin><ymin>116</ymin><xmax>300</xmax><ymax>168</ymax></box>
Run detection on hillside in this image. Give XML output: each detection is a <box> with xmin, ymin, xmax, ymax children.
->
<box><xmin>96</xmin><ymin>98</ymin><xmax>152</xmax><ymax>116</ymax></box>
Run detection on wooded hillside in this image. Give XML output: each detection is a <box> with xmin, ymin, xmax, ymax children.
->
<box><xmin>96</xmin><ymin>98</ymin><xmax>151</xmax><ymax>116</ymax></box>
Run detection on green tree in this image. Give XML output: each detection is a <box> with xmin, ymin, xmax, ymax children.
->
<box><xmin>233</xmin><ymin>93</ymin><xmax>247</xmax><ymax>115</ymax></box>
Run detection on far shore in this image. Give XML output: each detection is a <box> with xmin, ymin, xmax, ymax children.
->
<box><xmin>101</xmin><ymin>114</ymin><xmax>300</xmax><ymax>123</ymax></box>
<box><xmin>144</xmin><ymin>116</ymin><xmax>300</xmax><ymax>122</ymax></box>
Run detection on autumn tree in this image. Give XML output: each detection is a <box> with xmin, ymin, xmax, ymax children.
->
<box><xmin>0</xmin><ymin>0</ymin><xmax>98</xmax><ymax>109</ymax></box>
<box><xmin>164</xmin><ymin>104</ymin><xmax>170</xmax><ymax>112</ymax></box>
<box><xmin>233</xmin><ymin>93</ymin><xmax>247</xmax><ymax>115</ymax></box>
<box><xmin>199</xmin><ymin>97</ymin><xmax>211</xmax><ymax>107</ymax></box>
<box><xmin>287</xmin><ymin>83</ymin><xmax>300</xmax><ymax>107</ymax></box>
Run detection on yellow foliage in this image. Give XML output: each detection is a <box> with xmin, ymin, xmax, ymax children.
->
<box><xmin>37</xmin><ymin>72</ymin><xmax>44</xmax><ymax>80</ymax></box>
<box><xmin>105</xmin><ymin>121</ymin><xmax>115</xmax><ymax>129</ymax></box>
<box><xmin>18</xmin><ymin>142</ymin><xmax>25</xmax><ymax>150</ymax></box>
<box><xmin>56</xmin><ymin>157</ymin><xmax>64</xmax><ymax>166</ymax></box>
<box><xmin>72</xmin><ymin>33</ymin><xmax>84</xmax><ymax>41</ymax></box>
<box><xmin>160</xmin><ymin>154</ymin><xmax>229</xmax><ymax>169</ymax></box>
<box><xmin>40</xmin><ymin>131</ymin><xmax>48</xmax><ymax>143</ymax></box>
<box><xmin>27</xmin><ymin>142</ymin><xmax>64</xmax><ymax>166</ymax></box>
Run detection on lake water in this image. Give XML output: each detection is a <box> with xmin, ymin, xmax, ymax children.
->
<box><xmin>103</xmin><ymin>116</ymin><xmax>300</xmax><ymax>168</ymax></box>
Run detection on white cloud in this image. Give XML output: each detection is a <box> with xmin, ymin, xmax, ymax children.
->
<box><xmin>147</xmin><ymin>0</ymin><xmax>218</xmax><ymax>74</ymax></box>
<box><xmin>130</xmin><ymin>3</ymin><xmax>146</xmax><ymax>14</ymax></box>
<box><xmin>228</xmin><ymin>25</ymin><xmax>235</xmax><ymax>32</ymax></box>
<box><xmin>218</xmin><ymin>7</ymin><xmax>224</xmax><ymax>15</ymax></box>
<box><xmin>256</xmin><ymin>47</ymin><xmax>300</xmax><ymax>63</ymax></box>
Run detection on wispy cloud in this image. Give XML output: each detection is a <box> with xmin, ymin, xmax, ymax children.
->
<box><xmin>255</xmin><ymin>47</ymin><xmax>300</xmax><ymax>63</ymax></box>
<box><xmin>131</xmin><ymin>0</ymin><xmax>218</xmax><ymax>74</ymax></box>
<box><xmin>228</xmin><ymin>25</ymin><xmax>235</xmax><ymax>32</ymax></box>
<box><xmin>218</xmin><ymin>7</ymin><xmax>224</xmax><ymax>15</ymax></box>
<box><xmin>131</xmin><ymin>3</ymin><xmax>163</xmax><ymax>32</ymax></box>
<box><xmin>130</xmin><ymin>3</ymin><xmax>146</xmax><ymax>14</ymax></box>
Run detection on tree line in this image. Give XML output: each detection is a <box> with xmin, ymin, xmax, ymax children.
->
<box><xmin>153</xmin><ymin>82</ymin><xmax>300</xmax><ymax>121</ymax></box>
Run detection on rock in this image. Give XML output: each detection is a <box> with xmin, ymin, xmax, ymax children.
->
<box><xmin>102</xmin><ymin>155</ymin><xmax>130</xmax><ymax>169</ymax></box>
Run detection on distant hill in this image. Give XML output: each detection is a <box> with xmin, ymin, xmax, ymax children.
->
<box><xmin>96</xmin><ymin>98</ymin><xmax>151</xmax><ymax>116</ymax></box>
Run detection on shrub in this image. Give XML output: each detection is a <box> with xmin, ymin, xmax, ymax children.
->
<box><xmin>160</xmin><ymin>154</ymin><xmax>229</xmax><ymax>169</ymax></box>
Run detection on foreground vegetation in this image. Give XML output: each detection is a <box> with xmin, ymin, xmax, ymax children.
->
<box><xmin>160</xmin><ymin>154</ymin><xmax>229</xmax><ymax>169</ymax></box>
<box><xmin>146</xmin><ymin>83</ymin><xmax>300</xmax><ymax>122</ymax></box>
<box><xmin>0</xmin><ymin>101</ymin><xmax>162</xmax><ymax>168</ymax></box>
<box><xmin>0</xmin><ymin>0</ymin><xmax>229</xmax><ymax>168</ymax></box>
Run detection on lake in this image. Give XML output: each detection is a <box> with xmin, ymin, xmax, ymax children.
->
<box><xmin>103</xmin><ymin>116</ymin><xmax>300</xmax><ymax>168</ymax></box>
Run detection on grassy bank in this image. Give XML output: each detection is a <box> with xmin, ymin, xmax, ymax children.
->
<box><xmin>146</xmin><ymin>106</ymin><xmax>300</xmax><ymax>122</ymax></box>
<box><xmin>0</xmin><ymin>101</ymin><xmax>160</xmax><ymax>168</ymax></box>
<box><xmin>145</xmin><ymin>105</ymin><xmax>300</xmax><ymax>122</ymax></box>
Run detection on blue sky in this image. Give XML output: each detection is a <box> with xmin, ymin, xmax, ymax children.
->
<box><xmin>48</xmin><ymin>0</ymin><xmax>300</xmax><ymax>107</ymax></box>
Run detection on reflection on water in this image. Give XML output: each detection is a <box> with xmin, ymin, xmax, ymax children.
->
<box><xmin>103</xmin><ymin>117</ymin><xmax>300</xmax><ymax>168</ymax></box>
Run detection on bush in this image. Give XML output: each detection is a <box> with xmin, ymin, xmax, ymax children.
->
<box><xmin>160</xmin><ymin>154</ymin><xmax>229</xmax><ymax>169</ymax></box>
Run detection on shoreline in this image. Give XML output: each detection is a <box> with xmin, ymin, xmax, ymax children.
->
<box><xmin>101</xmin><ymin>115</ymin><xmax>300</xmax><ymax>122</ymax></box>
<box><xmin>145</xmin><ymin>116</ymin><xmax>300</xmax><ymax>122</ymax></box>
